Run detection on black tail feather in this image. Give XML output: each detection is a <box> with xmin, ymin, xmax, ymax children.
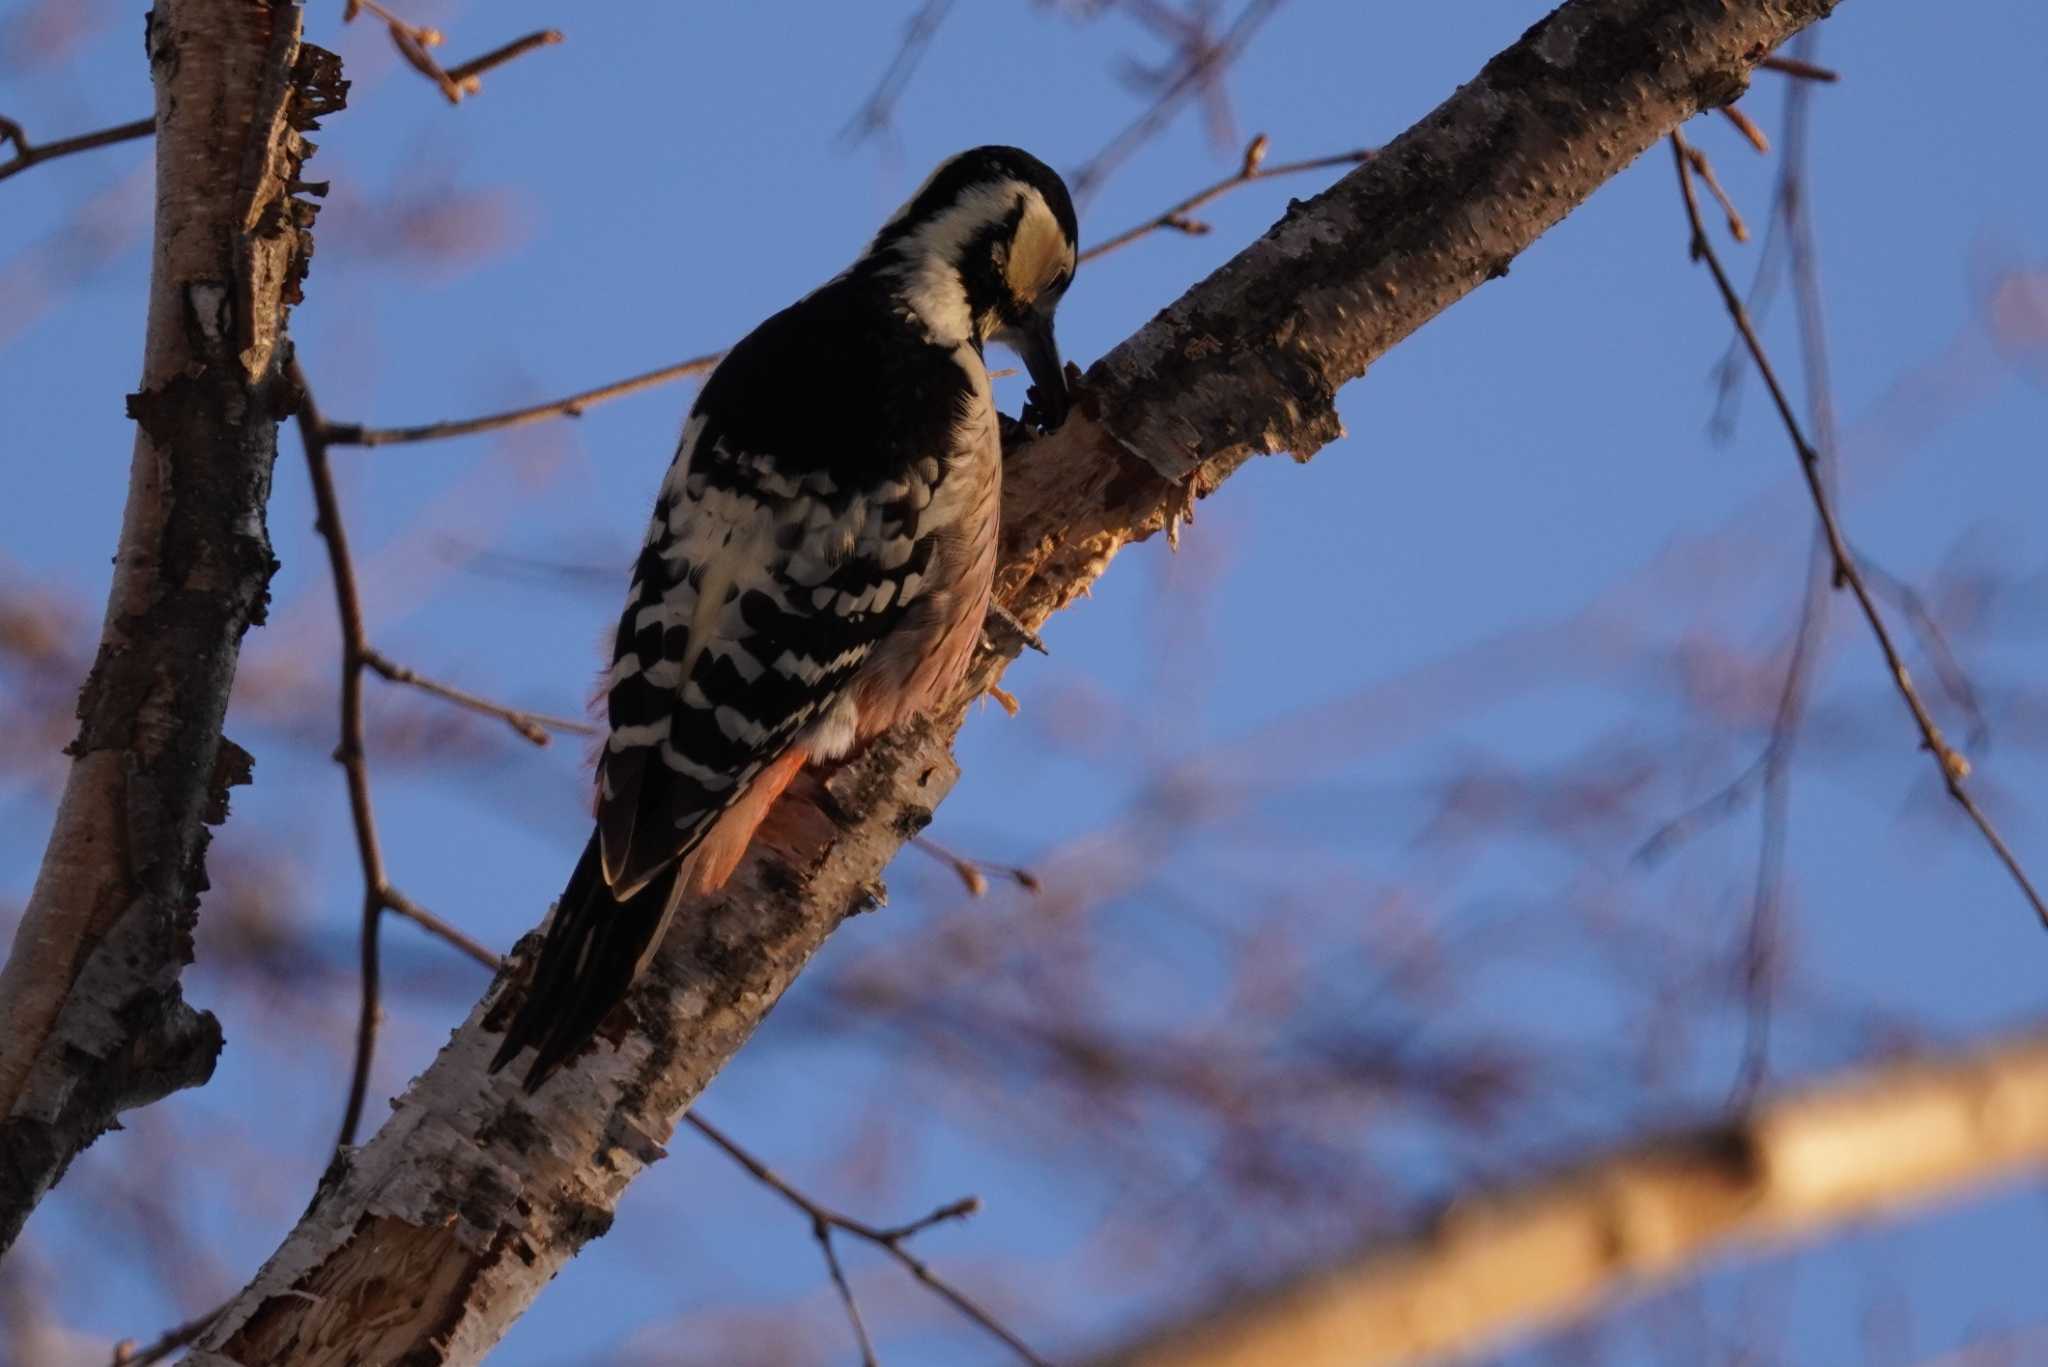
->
<box><xmin>489</xmin><ymin>831</ymin><xmax>674</xmax><ymax>1091</ymax></box>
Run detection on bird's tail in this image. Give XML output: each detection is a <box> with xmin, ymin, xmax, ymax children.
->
<box><xmin>489</xmin><ymin>830</ymin><xmax>678</xmax><ymax>1091</ymax></box>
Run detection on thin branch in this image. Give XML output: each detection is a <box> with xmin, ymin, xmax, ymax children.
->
<box><xmin>1760</xmin><ymin>53</ymin><xmax>1840</xmax><ymax>82</ymax></box>
<box><xmin>315</xmin><ymin>140</ymin><xmax>1366</xmax><ymax>454</ymax></box>
<box><xmin>1856</xmin><ymin>553</ymin><xmax>1991</xmax><ymax>752</ymax></box>
<box><xmin>386</xmin><ymin>23</ymin><xmax>464</xmax><ymax>102</ymax></box>
<box><xmin>110</xmin><ymin>1304</ymin><xmax>224</xmax><ymax>1366</ymax></box>
<box><xmin>294</xmin><ymin>362</ymin><xmax>506</xmax><ymax>1145</ymax></box>
<box><xmin>383</xmin><ymin>887</ymin><xmax>500</xmax><ymax>970</ymax></box>
<box><xmin>813</xmin><ymin>1214</ymin><xmax>880</xmax><ymax>1367</ymax></box>
<box><xmin>0</xmin><ymin>115</ymin><xmax>154</xmax><ymax>185</ymax></box>
<box><xmin>443</xmin><ymin>30</ymin><xmax>565</xmax><ymax>92</ymax></box>
<box><xmin>1069</xmin><ymin>0</ymin><xmax>1286</xmax><ymax>199</ymax></box>
<box><xmin>1079</xmin><ymin>134</ymin><xmax>1372</xmax><ymax>265</ymax></box>
<box><xmin>1669</xmin><ymin>132</ymin><xmax>2048</xmax><ymax>929</ymax></box>
<box><xmin>1730</xmin><ymin>543</ymin><xmax>1826</xmax><ymax>1107</ymax></box>
<box><xmin>362</xmin><ymin>647</ymin><xmax>595</xmax><ymax>745</ymax></box>
<box><xmin>295</xmin><ymin>365</ymin><xmax>394</xmax><ymax>1149</ymax></box>
<box><xmin>345</xmin><ymin>0</ymin><xmax>560</xmax><ymax>104</ymax></box>
<box><xmin>911</xmin><ymin>835</ymin><xmax>1041</xmax><ymax>897</ymax></box>
<box><xmin>1675</xmin><ymin>137</ymin><xmax>1750</xmax><ymax>243</ymax></box>
<box><xmin>1718</xmin><ymin>104</ymin><xmax>1770</xmax><ymax>154</ymax></box>
<box><xmin>1733</xmin><ymin>48</ymin><xmax>1834</xmax><ymax>1105</ymax></box>
<box><xmin>841</xmin><ymin>0</ymin><xmax>957</xmax><ymax>145</ymax></box>
<box><xmin>1634</xmin><ymin>750</ymin><xmax>1774</xmax><ymax>866</ymax></box>
<box><xmin>325</xmin><ymin>353</ymin><xmax>723</xmax><ymax>448</ymax></box>
<box><xmin>348</xmin><ymin>0</ymin><xmax>458</xmax><ymax>101</ymax></box>
<box><xmin>684</xmin><ymin>1114</ymin><xmax>1043</xmax><ymax>1367</ymax></box>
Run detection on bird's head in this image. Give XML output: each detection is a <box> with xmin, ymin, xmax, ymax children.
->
<box><xmin>866</xmin><ymin>145</ymin><xmax>1079</xmax><ymax>429</ymax></box>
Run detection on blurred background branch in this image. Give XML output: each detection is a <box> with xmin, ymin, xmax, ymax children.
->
<box><xmin>1104</xmin><ymin>1029</ymin><xmax>2048</xmax><ymax>1367</ymax></box>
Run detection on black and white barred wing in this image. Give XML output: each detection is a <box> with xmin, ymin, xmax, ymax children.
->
<box><xmin>596</xmin><ymin>420</ymin><xmax>937</xmax><ymax>898</ymax></box>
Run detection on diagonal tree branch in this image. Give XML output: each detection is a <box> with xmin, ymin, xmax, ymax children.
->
<box><xmin>1096</xmin><ymin>1028</ymin><xmax>2048</xmax><ymax>1367</ymax></box>
<box><xmin>0</xmin><ymin>1</ymin><xmax>345</xmax><ymax>1257</ymax></box>
<box><xmin>1668</xmin><ymin>131</ymin><xmax>2048</xmax><ymax>928</ymax></box>
<box><xmin>185</xmin><ymin>1</ymin><xmax>1846</xmax><ymax>1360</ymax></box>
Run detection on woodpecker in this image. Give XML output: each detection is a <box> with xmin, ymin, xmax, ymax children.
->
<box><xmin>490</xmin><ymin>146</ymin><xmax>1078</xmax><ymax>1090</ymax></box>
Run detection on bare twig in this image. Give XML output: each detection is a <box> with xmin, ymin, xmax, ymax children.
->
<box><xmin>814</xmin><ymin>1213</ymin><xmax>880</xmax><ymax>1367</ymax></box>
<box><xmin>1730</xmin><ymin>546</ymin><xmax>1824</xmax><ymax>1106</ymax></box>
<box><xmin>297</xmin><ymin>366</ymin><xmax>399</xmax><ymax>1149</ymax></box>
<box><xmin>345</xmin><ymin>0</ymin><xmax>559</xmax><ymax>103</ymax></box>
<box><xmin>841</xmin><ymin>0</ymin><xmax>957</xmax><ymax>145</ymax></box>
<box><xmin>325</xmin><ymin>353</ymin><xmax>722</xmax><ymax>448</ymax></box>
<box><xmin>1675</xmin><ymin>138</ymin><xmax>1750</xmax><ymax>243</ymax></box>
<box><xmin>1732</xmin><ymin>49</ymin><xmax>1835</xmax><ymax>1105</ymax></box>
<box><xmin>1640</xmin><ymin>50</ymin><xmax>1939</xmax><ymax>1098</ymax></box>
<box><xmin>911</xmin><ymin>835</ymin><xmax>1042</xmax><ymax>897</ymax></box>
<box><xmin>386</xmin><ymin>22</ymin><xmax>463</xmax><ymax>102</ymax></box>
<box><xmin>0</xmin><ymin>114</ymin><xmax>153</xmax><ymax>185</ymax></box>
<box><xmin>1069</xmin><ymin>0</ymin><xmax>1287</xmax><ymax>199</ymax></box>
<box><xmin>1760</xmin><ymin>53</ymin><xmax>1840</xmax><ymax>82</ymax></box>
<box><xmin>1856</xmin><ymin>555</ymin><xmax>1991</xmax><ymax>752</ymax></box>
<box><xmin>684</xmin><ymin>1114</ymin><xmax>1043</xmax><ymax>1366</ymax></box>
<box><xmin>348</xmin><ymin>0</ymin><xmax>457</xmax><ymax>99</ymax></box>
<box><xmin>1080</xmin><ymin>134</ymin><xmax>1371</xmax><ymax>264</ymax></box>
<box><xmin>1719</xmin><ymin>104</ymin><xmax>1770</xmax><ymax>154</ymax></box>
<box><xmin>1634</xmin><ymin>749</ymin><xmax>1775</xmax><ymax>866</ymax></box>
<box><xmin>444</xmin><ymin>30</ymin><xmax>565</xmax><ymax>92</ymax></box>
<box><xmin>362</xmin><ymin>647</ymin><xmax>594</xmax><ymax>746</ymax></box>
<box><xmin>1669</xmin><ymin>132</ymin><xmax>2048</xmax><ymax>929</ymax></box>
<box><xmin>110</xmin><ymin>1304</ymin><xmax>224</xmax><ymax>1366</ymax></box>
<box><xmin>383</xmin><ymin>887</ymin><xmax>500</xmax><ymax>970</ymax></box>
<box><xmin>312</xmin><ymin>140</ymin><xmax>1363</xmax><ymax>454</ymax></box>
<box><xmin>293</xmin><ymin>361</ymin><xmax>505</xmax><ymax>1146</ymax></box>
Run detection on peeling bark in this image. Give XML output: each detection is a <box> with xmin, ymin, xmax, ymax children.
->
<box><xmin>1098</xmin><ymin>1031</ymin><xmax>2048</xmax><ymax>1367</ymax></box>
<box><xmin>0</xmin><ymin>1</ymin><xmax>343</xmax><ymax>1254</ymax></box>
<box><xmin>186</xmin><ymin>0</ymin><xmax>1839</xmax><ymax>1359</ymax></box>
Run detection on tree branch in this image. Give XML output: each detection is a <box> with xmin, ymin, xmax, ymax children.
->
<box><xmin>0</xmin><ymin>2</ymin><xmax>344</xmax><ymax>1256</ymax></box>
<box><xmin>1095</xmin><ymin>1029</ymin><xmax>2048</xmax><ymax>1366</ymax></box>
<box><xmin>1670</xmin><ymin>131</ymin><xmax>2047</xmax><ymax>928</ymax></box>
<box><xmin>324</xmin><ymin>352</ymin><xmax>723</xmax><ymax>448</ymax></box>
<box><xmin>361</xmin><ymin>648</ymin><xmax>592</xmax><ymax>746</ymax></box>
<box><xmin>683</xmin><ymin>1115</ymin><xmax>1041</xmax><ymax>1365</ymax></box>
<box><xmin>302</xmin><ymin>140</ymin><xmax>1367</xmax><ymax>454</ymax></box>
<box><xmin>292</xmin><ymin>365</ymin><xmax>510</xmax><ymax>1148</ymax></box>
<box><xmin>1079</xmin><ymin>135</ymin><xmax>1373</xmax><ymax>265</ymax></box>
<box><xmin>0</xmin><ymin>115</ymin><xmax>154</xmax><ymax>185</ymax></box>
<box><xmin>344</xmin><ymin>0</ymin><xmax>560</xmax><ymax>104</ymax></box>
<box><xmin>185</xmin><ymin>1</ymin><xmax>1846</xmax><ymax>1360</ymax></box>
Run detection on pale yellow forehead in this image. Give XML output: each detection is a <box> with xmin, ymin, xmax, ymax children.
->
<box><xmin>1005</xmin><ymin>194</ymin><xmax>1074</xmax><ymax>299</ymax></box>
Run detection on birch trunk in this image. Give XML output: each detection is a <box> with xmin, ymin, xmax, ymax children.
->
<box><xmin>0</xmin><ymin>0</ymin><xmax>342</xmax><ymax>1254</ymax></box>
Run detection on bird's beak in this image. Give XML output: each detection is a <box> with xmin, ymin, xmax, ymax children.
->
<box><xmin>1012</xmin><ymin>312</ymin><xmax>1070</xmax><ymax>431</ymax></box>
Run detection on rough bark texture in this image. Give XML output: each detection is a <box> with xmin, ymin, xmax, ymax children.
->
<box><xmin>186</xmin><ymin>0</ymin><xmax>1839</xmax><ymax>1360</ymax></box>
<box><xmin>0</xmin><ymin>1</ymin><xmax>342</xmax><ymax>1254</ymax></box>
<box><xmin>1100</xmin><ymin>1031</ymin><xmax>2048</xmax><ymax>1367</ymax></box>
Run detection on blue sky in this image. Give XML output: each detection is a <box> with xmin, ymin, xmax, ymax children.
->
<box><xmin>6</xmin><ymin>1</ymin><xmax>2048</xmax><ymax>1362</ymax></box>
